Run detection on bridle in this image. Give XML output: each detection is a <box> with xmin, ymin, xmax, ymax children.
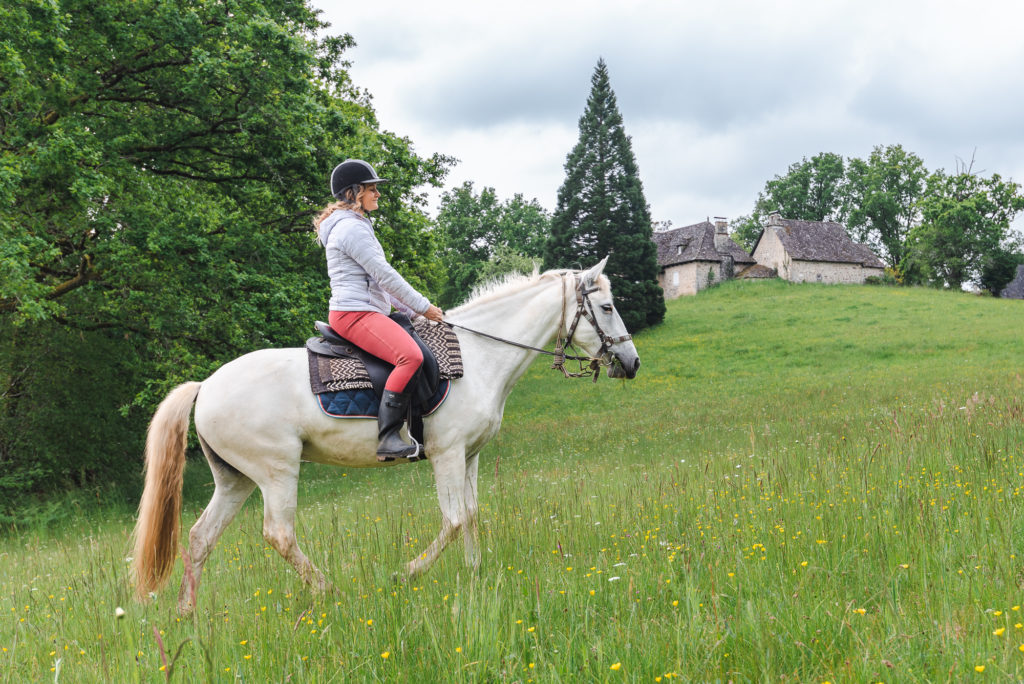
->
<box><xmin>444</xmin><ymin>273</ymin><xmax>632</xmax><ymax>383</ymax></box>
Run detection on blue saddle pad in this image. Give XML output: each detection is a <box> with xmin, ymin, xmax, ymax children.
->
<box><xmin>316</xmin><ymin>379</ymin><xmax>451</xmax><ymax>419</ymax></box>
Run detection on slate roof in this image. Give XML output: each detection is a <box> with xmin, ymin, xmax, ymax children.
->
<box><xmin>1001</xmin><ymin>264</ymin><xmax>1024</xmax><ymax>299</ymax></box>
<box><xmin>653</xmin><ymin>221</ymin><xmax>755</xmax><ymax>269</ymax></box>
<box><xmin>752</xmin><ymin>218</ymin><xmax>886</xmax><ymax>268</ymax></box>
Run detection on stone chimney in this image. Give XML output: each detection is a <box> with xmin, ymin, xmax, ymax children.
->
<box><xmin>713</xmin><ymin>216</ymin><xmax>729</xmax><ymax>252</ymax></box>
<box><xmin>767</xmin><ymin>211</ymin><xmax>784</xmax><ymax>228</ymax></box>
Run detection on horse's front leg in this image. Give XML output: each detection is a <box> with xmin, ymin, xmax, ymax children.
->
<box><xmin>406</xmin><ymin>449</ymin><xmax>467</xmax><ymax>579</ymax></box>
<box><xmin>463</xmin><ymin>452</ymin><xmax>481</xmax><ymax>571</ymax></box>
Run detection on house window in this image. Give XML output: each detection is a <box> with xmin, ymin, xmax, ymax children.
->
<box><xmin>672</xmin><ymin>271</ymin><xmax>679</xmax><ymax>286</ymax></box>
<box><xmin>677</xmin><ymin>245</ymin><xmax>682</xmax><ymax>255</ymax></box>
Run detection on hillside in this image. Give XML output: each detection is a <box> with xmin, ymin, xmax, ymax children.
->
<box><xmin>3</xmin><ymin>279</ymin><xmax>1023</xmax><ymax>681</ymax></box>
<box><xmin>494</xmin><ymin>278</ymin><xmax>1023</xmax><ymax>471</ymax></box>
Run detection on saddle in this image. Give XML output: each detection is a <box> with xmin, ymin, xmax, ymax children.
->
<box><xmin>306</xmin><ymin>313</ymin><xmax>462</xmax><ymax>413</ymax></box>
<box><xmin>306</xmin><ymin>313</ymin><xmax>439</xmax><ymax>408</ymax></box>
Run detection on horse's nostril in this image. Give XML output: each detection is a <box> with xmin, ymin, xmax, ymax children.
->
<box><xmin>633</xmin><ymin>358</ymin><xmax>641</xmax><ymax>372</ymax></box>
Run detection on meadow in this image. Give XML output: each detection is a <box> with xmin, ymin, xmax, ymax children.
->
<box><xmin>2</xmin><ymin>279</ymin><xmax>1023</xmax><ymax>682</ymax></box>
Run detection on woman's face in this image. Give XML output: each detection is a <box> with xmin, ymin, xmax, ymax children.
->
<box><xmin>359</xmin><ymin>184</ymin><xmax>380</xmax><ymax>213</ymax></box>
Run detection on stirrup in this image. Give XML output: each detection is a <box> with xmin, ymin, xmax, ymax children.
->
<box><xmin>377</xmin><ymin>433</ymin><xmax>420</xmax><ymax>462</ymax></box>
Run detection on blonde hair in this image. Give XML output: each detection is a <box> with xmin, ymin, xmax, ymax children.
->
<box><xmin>313</xmin><ymin>184</ymin><xmax>371</xmax><ymax>233</ymax></box>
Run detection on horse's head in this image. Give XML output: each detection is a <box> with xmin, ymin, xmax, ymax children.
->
<box><xmin>567</xmin><ymin>257</ymin><xmax>642</xmax><ymax>380</ymax></box>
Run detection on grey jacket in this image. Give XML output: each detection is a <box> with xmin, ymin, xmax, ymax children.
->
<box><xmin>318</xmin><ymin>210</ymin><xmax>430</xmax><ymax>315</ymax></box>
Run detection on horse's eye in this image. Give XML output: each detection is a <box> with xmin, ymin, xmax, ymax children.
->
<box><xmin>601</xmin><ymin>304</ymin><xmax>613</xmax><ymax>314</ymax></box>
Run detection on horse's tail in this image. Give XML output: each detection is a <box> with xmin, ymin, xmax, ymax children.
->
<box><xmin>132</xmin><ymin>381</ymin><xmax>202</xmax><ymax>599</ymax></box>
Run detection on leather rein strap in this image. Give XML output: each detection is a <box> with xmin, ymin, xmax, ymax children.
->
<box><xmin>443</xmin><ymin>273</ymin><xmax>631</xmax><ymax>383</ymax></box>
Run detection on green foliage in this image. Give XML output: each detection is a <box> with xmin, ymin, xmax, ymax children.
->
<box><xmin>736</xmin><ymin>152</ymin><xmax>848</xmax><ymax>252</ymax></box>
<box><xmin>903</xmin><ymin>165</ymin><xmax>1024</xmax><ymax>289</ymax></box>
<box><xmin>752</xmin><ymin>152</ymin><xmax>847</xmax><ymax>223</ymax></box>
<box><xmin>862</xmin><ymin>267</ymin><xmax>902</xmax><ymax>286</ymax></box>
<box><xmin>0</xmin><ymin>0</ymin><xmax>449</xmax><ymax>514</ymax></box>
<box><xmin>845</xmin><ymin>144</ymin><xmax>927</xmax><ymax>268</ymax></box>
<box><xmin>544</xmin><ymin>59</ymin><xmax>664</xmax><ymax>331</ymax></box>
<box><xmin>435</xmin><ymin>181</ymin><xmax>549</xmax><ymax>307</ymax></box>
<box><xmin>475</xmin><ymin>244</ymin><xmax>540</xmax><ymax>286</ymax></box>
<box><xmin>3</xmin><ymin>282</ymin><xmax>1024</xmax><ymax>681</ymax></box>
<box><xmin>979</xmin><ymin>248</ymin><xmax>1024</xmax><ymax>296</ymax></box>
<box><xmin>729</xmin><ymin>214</ymin><xmax>762</xmax><ymax>252</ymax></box>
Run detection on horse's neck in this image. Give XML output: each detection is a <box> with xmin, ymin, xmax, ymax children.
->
<box><xmin>451</xmin><ymin>277</ymin><xmax>564</xmax><ymax>400</ymax></box>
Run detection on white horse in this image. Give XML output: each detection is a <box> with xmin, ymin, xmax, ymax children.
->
<box><xmin>132</xmin><ymin>257</ymin><xmax>640</xmax><ymax>613</ymax></box>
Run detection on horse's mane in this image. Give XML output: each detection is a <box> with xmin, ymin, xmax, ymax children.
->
<box><xmin>450</xmin><ymin>267</ymin><xmax>560</xmax><ymax>313</ymax></box>
<box><xmin>450</xmin><ymin>266</ymin><xmax>608</xmax><ymax>315</ymax></box>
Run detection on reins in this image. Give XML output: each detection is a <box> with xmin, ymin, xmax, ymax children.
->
<box><xmin>442</xmin><ymin>273</ymin><xmax>632</xmax><ymax>383</ymax></box>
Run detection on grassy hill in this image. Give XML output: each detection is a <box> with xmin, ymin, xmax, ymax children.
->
<box><xmin>2</xmin><ymin>280</ymin><xmax>1023</xmax><ymax>681</ymax></box>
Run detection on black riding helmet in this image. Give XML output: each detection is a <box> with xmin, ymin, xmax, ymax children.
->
<box><xmin>330</xmin><ymin>159</ymin><xmax>388</xmax><ymax>199</ymax></box>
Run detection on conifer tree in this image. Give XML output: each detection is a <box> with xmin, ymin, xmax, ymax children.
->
<box><xmin>544</xmin><ymin>59</ymin><xmax>665</xmax><ymax>331</ymax></box>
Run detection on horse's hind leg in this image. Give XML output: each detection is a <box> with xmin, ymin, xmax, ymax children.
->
<box><xmin>259</xmin><ymin>464</ymin><xmax>328</xmax><ymax>592</ymax></box>
<box><xmin>463</xmin><ymin>452</ymin><xmax>481</xmax><ymax>571</ymax></box>
<box><xmin>178</xmin><ymin>439</ymin><xmax>256</xmax><ymax>614</ymax></box>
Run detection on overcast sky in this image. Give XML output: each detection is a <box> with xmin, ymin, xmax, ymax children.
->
<box><xmin>314</xmin><ymin>0</ymin><xmax>1024</xmax><ymax>228</ymax></box>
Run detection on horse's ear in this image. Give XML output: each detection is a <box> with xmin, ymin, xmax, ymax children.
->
<box><xmin>582</xmin><ymin>256</ymin><xmax>609</xmax><ymax>286</ymax></box>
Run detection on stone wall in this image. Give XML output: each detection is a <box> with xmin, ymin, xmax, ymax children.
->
<box><xmin>752</xmin><ymin>229</ymin><xmax>791</xmax><ymax>279</ymax></box>
<box><xmin>658</xmin><ymin>261</ymin><xmax>723</xmax><ymax>298</ymax></box>
<box><xmin>788</xmin><ymin>261</ymin><xmax>885</xmax><ymax>284</ymax></box>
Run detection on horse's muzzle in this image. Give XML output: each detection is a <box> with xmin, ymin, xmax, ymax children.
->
<box><xmin>607</xmin><ymin>355</ymin><xmax>640</xmax><ymax>379</ymax></box>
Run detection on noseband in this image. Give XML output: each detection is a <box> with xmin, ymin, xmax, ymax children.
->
<box><xmin>445</xmin><ymin>273</ymin><xmax>632</xmax><ymax>383</ymax></box>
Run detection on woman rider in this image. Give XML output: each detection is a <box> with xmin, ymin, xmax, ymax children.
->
<box><xmin>314</xmin><ymin>159</ymin><xmax>444</xmax><ymax>460</ymax></box>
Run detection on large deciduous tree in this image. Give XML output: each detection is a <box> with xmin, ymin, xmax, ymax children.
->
<box><xmin>845</xmin><ymin>145</ymin><xmax>927</xmax><ymax>269</ymax></box>
<box><xmin>755</xmin><ymin>152</ymin><xmax>847</xmax><ymax>223</ymax></box>
<box><xmin>903</xmin><ymin>163</ymin><xmax>1024</xmax><ymax>289</ymax></box>
<box><xmin>435</xmin><ymin>181</ymin><xmax>549</xmax><ymax>308</ymax></box>
<box><xmin>732</xmin><ymin>152</ymin><xmax>848</xmax><ymax>251</ymax></box>
<box><xmin>0</xmin><ymin>0</ymin><xmax>448</xmax><ymax>517</ymax></box>
<box><xmin>544</xmin><ymin>59</ymin><xmax>664</xmax><ymax>332</ymax></box>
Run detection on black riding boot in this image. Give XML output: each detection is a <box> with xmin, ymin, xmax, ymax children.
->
<box><xmin>376</xmin><ymin>390</ymin><xmax>417</xmax><ymax>461</ymax></box>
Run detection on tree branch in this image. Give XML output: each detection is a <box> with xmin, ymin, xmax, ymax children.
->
<box><xmin>0</xmin><ymin>255</ymin><xmax>97</xmax><ymax>315</ymax></box>
<box><xmin>141</xmin><ymin>167</ymin><xmax>271</xmax><ymax>184</ymax></box>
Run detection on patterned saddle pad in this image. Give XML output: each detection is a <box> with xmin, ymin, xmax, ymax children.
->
<box><xmin>316</xmin><ymin>380</ymin><xmax>452</xmax><ymax>419</ymax></box>
<box><xmin>308</xmin><ymin>318</ymin><xmax>463</xmax><ymax>394</ymax></box>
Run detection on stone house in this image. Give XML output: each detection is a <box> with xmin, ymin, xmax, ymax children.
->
<box><xmin>751</xmin><ymin>214</ymin><xmax>886</xmax><ymax>284</ymax></box>
<box><xmin>653</xmin><ymin>218</ymin><xmax>756</xmax><ymax>298</ymax></box>
<box><xmin>1001</xmin><ymin>264</ymin><xmax>1024</xmax><ymax>299</ymax></box>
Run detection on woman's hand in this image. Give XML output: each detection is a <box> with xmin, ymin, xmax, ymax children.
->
<box><xmin>423</xmin><ymin>304</ymin><xmax>444</xmax><ymax>322</ymax></box>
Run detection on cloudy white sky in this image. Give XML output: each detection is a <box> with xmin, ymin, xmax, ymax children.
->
<box><xmin>315</xmin><ymin>0</ymin><xmax>1024</xmax><ymax>228</ymax></box>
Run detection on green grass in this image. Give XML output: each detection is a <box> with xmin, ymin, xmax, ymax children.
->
<box><xmin>3</xmin><ymin>280</ymin><xmax>1024</xmax><ymax>682</ymax></box>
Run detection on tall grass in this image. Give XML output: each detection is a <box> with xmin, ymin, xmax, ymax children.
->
<box><xmin>2</xmin><ymin>280</ymin><xmax>1023</xmax><ymax>681</ymax></box>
